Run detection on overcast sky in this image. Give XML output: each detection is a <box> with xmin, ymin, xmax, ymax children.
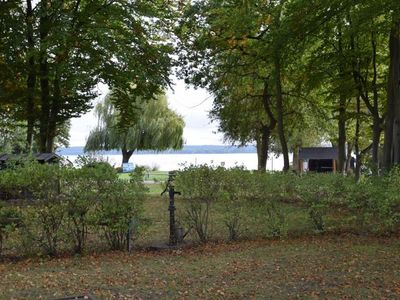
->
<box><xmin>68</xmin><ymin>79</ymin><xmax>225</xmax><ymax>147</ymax></box>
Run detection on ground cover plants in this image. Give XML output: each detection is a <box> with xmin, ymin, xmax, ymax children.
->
<box><xmin>0</xmin><ymin>160</ymin><xmax>147</xmax><ymax>257</ymax></box>
<box><xmin>0</xmin><ymin>163</ymin><xmax>399</xmax><ymax>298</ymax></box>
<box><xmin>0</xmin><ymin>235</ymin><xmax>399</xmax><ymax>299</ymax></box>
<box><xmin>1</xmin><ymin>163</ymin><xmax>399</xmax><ymax>259</ymax></box>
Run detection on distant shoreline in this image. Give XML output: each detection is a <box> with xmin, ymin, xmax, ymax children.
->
<box><xmin>58</xmin><ymin>145</ymin><xmax>257</xmax><ymax>156</ymax></box>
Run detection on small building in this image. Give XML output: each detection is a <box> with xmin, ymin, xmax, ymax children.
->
<box><xmin>35</xmin><ymin>153</ymin><xmax>62</xmax><ymax>164</ymax></box>
<box><xmin>298</xmin><ymin>147</ymin><xmax>338</xmax><ymax>173</ymax></box>
<box><xmin>0</xmin><ymin>153</ymin><xmax>62</xmax><ymax>169</ymax></box>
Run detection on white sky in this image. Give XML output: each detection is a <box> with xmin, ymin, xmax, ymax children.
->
<box><xmin>68</xmin><ymin>79</ymin><xmax>225</xmax><ymax>147</ymax></box>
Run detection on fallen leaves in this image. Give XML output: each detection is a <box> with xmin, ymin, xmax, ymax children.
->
<box><xmin>0</xmin><ymin>235</ymin><xmax>399</xmax><ymax>299</ymax></box>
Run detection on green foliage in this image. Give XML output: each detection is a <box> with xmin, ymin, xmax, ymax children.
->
<box><xmin>1</xmin><ymin>0</ymin><xmax>175</xmax><ymax>152</ymax></box>
<box><xmin>218</xmin><ymin>168</ymin><xmax>251</xmax><ymax>241</ymax></box>
<box><xmin>85</xmin><ymin>92</ymin><xmax>184</xmax><ymax>164</ymax></box>
<box><xmin>176</xmin><ymin>165</ymin><xmax>223</xmax><ymax>243</ymax></box>
<box><xmin>1</xmin><ymin>162</ymin><xmax>400</xmax><ymax>257</ymax></box>
<box><xmin>176</xmin><ymin>166</ymin><xmax>290</xmax><ymax>242</ymax></box>
<box><xmin>0</xmin><ymin>158</ymin><xmax>147</xmax><ymax>255</ymax></box>
<box><xmin>95</xmin><ymin>167</ymin><xmax>147</xmax><ymax>250</ymax></box>
<box><xmin>177</xmin><ymin>166</ymin><xmax>400</xmax><ymax>241</ymax></box>
<box><xmin>0</xmin><ymin>202</ymin><xmax>21</xmax><ymax>255</ymax></box>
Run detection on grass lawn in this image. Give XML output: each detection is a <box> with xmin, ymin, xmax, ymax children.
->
<box><xmin>0</xmin><ymin>235</ymin><xmax>399</xmax><ymax>299</ymax></box>
<box><xmin>119</xmin><ymin>170</ymin><xmax>169</xmax><ymax>182</ymax></box>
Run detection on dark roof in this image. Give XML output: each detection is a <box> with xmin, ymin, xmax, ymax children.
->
<box><xmin>35</xmin><ymin>153</ymin><xmax>61</xmax><ymax>162</ymax></box>
<box><xmin>299</xmin><ymin>147</ymin><xmax>338</xmax><ymax>160</ymax></box>
<box><xmin>0</xmin><ymin>154</ymin><xmax>13</xmax><ymax>162</ymax></box>
<box><xmin>0</xmin><ymin>153</ymin><xmax>61</xmax><ymax>163</ymax></box>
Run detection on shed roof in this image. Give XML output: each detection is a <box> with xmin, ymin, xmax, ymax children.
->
<box><xmin>299</xmin><ymin>147</ymin><xmax>338</xmax><ymax>160</ymax></box>
<box><xmin>35</xmin><ymin>153</ymin><xmax>61</xmax><ymax>162</ymax></box>
<box><xmin>0</xmin><ymin>154</ymin><xmax>13</xmax><ymax>162</ymax></box>
<box><xmin>0</xmin><ymin>153</ymin><xmax>61</xmax><ymax>163</ymax></box>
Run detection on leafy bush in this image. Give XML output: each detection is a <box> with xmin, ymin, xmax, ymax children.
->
<box><xmin>63</xmin><ymin>166</ymin><xmax>112</xmax><ymax>253</ymax></box>
<box><xmin>296</xmin><ymin>174</ymin><xmax>329</xmax><ymax>232</ymax></box>
<box><xmin>176</xmin><ymin>165</ymin><xmax>223</xmax><ymax>243</ymax></box>
<box><xmin>0</xmin><ymin>202</ymin><xmax>21</xmax><ymax>255</ymax></box>
<box><xmin>16</xmin><ymin>162</ymin><xmax>66</xmax><ymax>256</ymax></box>
<box><xmin>346</xmin><ymin>168</ymin><xmax>400</xmax><ymax>232</ymax></box>
<box><xmin>94</xmin><ymin>167</ymin><xmax>147</xmax><ymax>250</ymax></box>
<box><xmin>218</xmin><ymin>167</ymin><xmax>251</xmax><ymax>241</ymax></box>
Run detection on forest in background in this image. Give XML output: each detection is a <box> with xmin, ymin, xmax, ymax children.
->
<box><xmin>1</xmin><ymin>0</ymin><xmax>400</xmax><ymax>175</ymax></box>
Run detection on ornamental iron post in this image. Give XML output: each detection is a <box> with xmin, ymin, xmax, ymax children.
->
<box><xmin>161</xmin><ymin>171</ymin><xmax>181</xmax><ymax>246</ymax></box>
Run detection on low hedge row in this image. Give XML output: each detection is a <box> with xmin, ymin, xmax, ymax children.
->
<box><xmin>0</xmin><ymin>161</ymin><xmax>147</xmax><ymax>256</ymax></box>
<box><xmin>1</xmin><ymin>162</ymin><xmax>399</xmax><ymax>257</ymax></box>
<box><xmin>175</xmin><ymin>165</ymin><xmax>400</xmax><ymax>242</ymax></box>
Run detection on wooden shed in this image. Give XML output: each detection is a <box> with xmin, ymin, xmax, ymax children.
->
<box><xmin>0</xmin><ymin>153</ymin><xmax>61</xmax><ymax>169</ymax></box>
<box><xmin>298</xmin><ymin>147</ymin><xmax>338</xmax><ymax>173</ymax></box>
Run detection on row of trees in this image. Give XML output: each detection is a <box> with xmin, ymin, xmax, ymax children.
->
<box><xmin>176</xmin><ymin>0</ymin><xmax>400</xmax><ymax>174</ymax></box>
<box><xmin>2</xmin><ymin>0</ymin><xmax>400</xmax><ymax>174</ymax></box>
<box><xmin>0</xmin><ymin>0</ymin><xmax>175</xmax><ymax>153</ymax></box>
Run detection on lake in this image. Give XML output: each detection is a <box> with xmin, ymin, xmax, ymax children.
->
<box><xmin>64</xmin><ymin>153</ymin><xmax>285</xmax><ymax>171</ymax></box>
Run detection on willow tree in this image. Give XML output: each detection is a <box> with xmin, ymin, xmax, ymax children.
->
<box><xmin>85</xmin><ymin>92</ymin><xmax>185</xmax><ymax>165</ymax></box>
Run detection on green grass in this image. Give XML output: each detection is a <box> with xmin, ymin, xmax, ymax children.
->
<box><xmin>145</xmin><ymin>183</ymin><xmax>164</xmax><ymax>196</ymax></box>
<box><xmin>1</xmin><ymin>236</ymin><xmax>399</xmax><ymax>299</ymax></box>
<box><xmin>137</xmin><ymin>196</ymin><xmax>312</xmax><ymax>245</ymax></box>
<box><xmin>1</xmin><ymin>183</ymin><xmax>399</xmax><ymax>298</ymax></box>
<box><xmin>119</xmin><ymin>170</ymin><xmax>168</xmax><ymax>182</ymax></box>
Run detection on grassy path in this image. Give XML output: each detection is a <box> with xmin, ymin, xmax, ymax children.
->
<box><xmin>1</xmin><ymin>235</ymin><xmax>399</xmax><ymax>299</ymax></box>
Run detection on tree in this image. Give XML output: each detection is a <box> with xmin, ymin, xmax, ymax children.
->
<box><xmin>1</xmin><ymin>0</ymin><xmax>176</xmax><ymax>153</ymax></box>
<box><xmin>85</xmin><ymin>92</ymin><xmax>184</xmax><ymax>165</ymax></box>
<box><xmin>383</xmin><ymin>6</ymin><xmax>400</xmax><ymax>170</ymax></box>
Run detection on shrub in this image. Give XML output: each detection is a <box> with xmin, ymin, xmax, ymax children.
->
<box><xmin>296</xmin><ymin>174</ymin><xmax>333</xmax><ymax>232</ymax></box>
<box><xmin>176</xmin><ymin>165</ymin><xmax>223</xmax><ymax>243</ymax></box>
<box><xmin>94</xmin><ymin>168</ymin><xmax>147</xmax><ymax>250</ymax></box>
<box><xmin>218</xmin><ymin>167</ymin><xmax>251</xmax><ymax>241</ymax></box>
<box><xmin>0</xmin><ymin>202</ymin><xmax>21</xmax><ymax>255</ymax></box>
<box><xmin>63</xmin><ymin>166</ymin><xmax>109</xmax><ymax>253</ymax></box>
<box><xmin>19</xmin><ymin>162</ymin><xmax>66</xmax><ymax>256</ymax></box>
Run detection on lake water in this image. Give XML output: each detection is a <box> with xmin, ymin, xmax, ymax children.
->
<box><xmin>64</xmin><ymin>153</ymin><xmax>285</xmax><ymax>171</ymax></box>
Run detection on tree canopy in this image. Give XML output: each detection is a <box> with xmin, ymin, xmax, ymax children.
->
<box><xmin>2</xmin><ymin>0</ymin><xmax>400</xmax><ymax>175</ymax></box>
<box><xmin>85</xmin><ymin>92</ymin><xmax>184</xmax><ymax>164</ymax></box>
<box><xmin>175</xmin><ymin>0</ymin><xmax>400</xmax><ymax>174</ymax></box>
<box><xmin>0</xmin><ymin>0</ymin><xmax>176</xmax><ymax>153</ymax></box>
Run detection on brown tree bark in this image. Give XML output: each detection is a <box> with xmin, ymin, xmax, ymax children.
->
<box><xmin>256</xmin><ymin>126</ymin><xmax>271</xmax><ymax>172</ymax></box>
<box><xmin>26</xmin><ymin>0</ymin><xmax>36</xmax><ymax>153</ymax></box>
<box><xmin>38</xmin><ymin>0</ymin><xmax>51</xmax><ymax>153</ymax></box>
<box><xmin>337</xmin><ymin>22</ymin><xmax>347</xmax><ymax>174</ymax></box>
<box><xmin>292</xmin><ymin>145</ymin><xmax>300</xmax><ymax>173</ymax></box>
<box><xmin>274</xmin><ymin>52</ymin><xmax>289</xmax><ymax>172</ymax></box>
<box><xmin>383</xmin><ymin>20</ymin><xmax>400</xmax><ymax>170</ymax></box>
<box><xmin>46</xmin><ymin>71</ymin><xmax>61</xmax><ymax>153</ymax></box>
<box><xmin>258</xmin><ymin>79</ymin><xmax>277</xmax><ymax>172</ymax></box>
<box><xmin>355</xmin><ymin>95</ymin><xmax>361</xmax><ymax>181</ymax></box>
<box><xmin>122</xmin><ymin>148</ymin><xmax>134</xmax><ymax>164</ymax></box>
<box><xmin>370</xmin><ymin>30</ymin><xmax>382</xmax><ymax>171</ymax></box>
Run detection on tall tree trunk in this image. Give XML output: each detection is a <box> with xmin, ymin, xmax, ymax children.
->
<box><xmin>337</xmin><ymin>22</ymin><xmax>347</xmax><ymax>174</ymax></box>
<box><xmin>256</xmin><ymin>126</ymin><xmax>271</xmax><ymax>172</ymax></box>
<box><xmin>122</xmin><ymin>149</ymin><xmax>134</xmax><ymax>164</ymax></box>
<box><xmin>26</xmin><ymin>0</ymin><xmax>36</xmax><ymax>153</ymax></box>
<box><xmin>292</xmin><ymin>145</ymin><xmax>300</xmax><ymax>173</ymax></box>
<box><xmin>370</xmin><ymin>30</ymin><xmax>382</xmax><ymax>173</ymax></box>
<box><xmin>260</xmin><ymin>78</ymin><xmax>277</xmax><ymax>172</ymax></box>
<box><xmin>355</xmin><ymin>95</ymin><xmax>361</xmax><ymax>181</ymax></box>
<box><xmin>345</xmin><ymin>142</ymin><xmax>353</xmax><ymax>172</ymax></box>
<box><xmin>274</xmin><ymin>52</ymin><xmax>289</xmax><ymax>172</ymax></box>
<box><xmin>46</xmin><ymin>72</ymin><xmax>61</xmax><ymax>152</ymax></box>
<box><xmin>38</xmin><ymin>0</ymin><xmax>51</xmax><ymax>153</ymax></box>
<box><xmin>337</xmin><ymin>96</ymin><xmax>347</xmax><ymax>174</ymax></box>
<box><xmin>383</xmin><ymin>20</ymin><xmax>400</xmax><ymax>170</ymax></box>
